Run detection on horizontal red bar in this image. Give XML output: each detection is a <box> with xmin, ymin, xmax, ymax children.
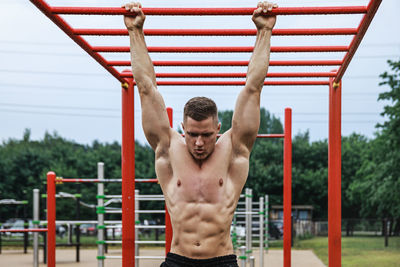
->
<box><xmin>110</xmin><ymin>60</ymin><xmax>342</xmax><ymax>66</ymax></box>
<box><xmin>0</xmin><ymin>229</ymin><xmax>48</xmax><ymax>233</ymax></box>
<box><xmin>131</xmin><ymin>81</ymin><xmax>330</xmax><ymax>86</ymax></box>
<box><xmin>74</xmin><ymin>28</ymin><xmax>358</xmax><ymax>36</ymax></box>
<box><xmin>120</xmin><ymin>72</ymin><xmax>337</xmax><ymax>78</ymax></box>
<box><xmin>51</xmin><ymin>6</ymin><xmax>367</xmax><ymax>16</ymax></box>
<box><xmin>93</xmin><ymin>46</ymin><xmax>348</xmax><ymax>53</ymax></box>
<box><xmin>183</xmin><ymin>133</ymin><xmax>284</xmax><ymax>138</ymax></box>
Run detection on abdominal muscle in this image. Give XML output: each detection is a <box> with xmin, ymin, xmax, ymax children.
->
<box><xmin>168</xmin><ymin>200</ymin><xmax>236</xmax><ymax>258</ymax></box>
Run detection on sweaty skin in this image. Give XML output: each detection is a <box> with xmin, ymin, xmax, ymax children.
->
<box><xmin>123</xmin><ymin>1</ymin><xmax>277</xmax><ymax>259</ymax></box>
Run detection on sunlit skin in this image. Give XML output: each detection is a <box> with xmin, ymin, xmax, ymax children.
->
<box><xmin>182</xmin><ymin>116</ymin><xmax>221</xmax><ymax>165</ymax></box>
<box><xmin>123</xmin><ymin>0</ymin><xmax>277</xmax><ymax>260</ymax></box>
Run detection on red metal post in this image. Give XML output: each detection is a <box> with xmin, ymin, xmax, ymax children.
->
<box><xmin>165</xmin><ymin>107</ymin><xmax>174</xmax><ymax>255</ymax></box>
<box><xmin>328</xmin><ymin>78</ymin><xmax>342</xmax><ymax>267</ymax></box>
<box><xmin>121</xmin><ymin>73</ymin><xmax>135</xmax><ymax>267</ymax></box>
<box><xmin>46</xmin><ymin>171</ymin><xmax>56</xmax><ymax>267</ymax></box>
<box><xmin>283</xmin><ymin>108</ymin><xmax>292</xmax><ymax>267</ymax></box>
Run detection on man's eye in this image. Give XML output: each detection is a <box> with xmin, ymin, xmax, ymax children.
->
<box><xmin>202</xmin><ymin>133</ymin><xmax>212</xmax><ymax>137</ymax></box>
<box><xmin>188</xmin><ymin>133</ymin><xmax>197</xmax><ymax>137</ymax></box>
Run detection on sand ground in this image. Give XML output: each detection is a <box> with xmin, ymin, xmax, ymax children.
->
<box><xmin>0</xmin><ymin>248</ymin><xmax>326</xmax><ymax>267</ymax></box>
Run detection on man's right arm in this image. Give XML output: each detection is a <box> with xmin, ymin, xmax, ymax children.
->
<box><xmin>123</xmin><ymin>3</ymin><xmax>171</xmax><ymax>151</ymax></box>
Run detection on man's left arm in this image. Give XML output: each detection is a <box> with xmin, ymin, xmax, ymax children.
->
<box><xmin>231</xmin><ymin>1</ymin><xmax>278</xmax><ymax>156</ymax></box>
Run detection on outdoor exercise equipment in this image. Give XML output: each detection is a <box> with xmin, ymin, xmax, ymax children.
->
<box><xmin>29</xmin><ymin>0</ymin><xmax>382</xmax><ymax>266</ymax></box>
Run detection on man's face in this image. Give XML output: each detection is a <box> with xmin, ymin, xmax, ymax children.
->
<box><xmin>182</xmin><ymin>116</ymin><xmax>221</xmax><ymax>162</ymax></box>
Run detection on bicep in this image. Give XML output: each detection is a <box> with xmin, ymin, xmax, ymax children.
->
<box><xmin>231</xmin><ymin>86</ymin><xmax>261</xmax><ymax>154</ymax></box>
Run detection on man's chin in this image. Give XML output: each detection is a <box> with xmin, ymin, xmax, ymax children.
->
<box><xmin>193</xmin><ymin>152</ymin><xmax>208</xmax><ymax>160</ymax></box>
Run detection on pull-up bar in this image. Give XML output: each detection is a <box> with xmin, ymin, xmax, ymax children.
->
<box><xmin>93</xmin><ymin>45</ymin><xmax>349</xmax><ymax>53</ymax></box>
<box><xmin>50</xmin><ymin>6</ymin><xmax>368</xmax><ymax>16</ymax></box>
<box><xmin>74</xmin><ymin>28</ymin><xmax>359</xmax><ymax>36</ymax></box>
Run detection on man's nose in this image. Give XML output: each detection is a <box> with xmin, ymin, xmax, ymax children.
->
<box><xmin>195</xmin><ymin>136</ymin><xmax>204</xmax><ymax>146</ymax></box>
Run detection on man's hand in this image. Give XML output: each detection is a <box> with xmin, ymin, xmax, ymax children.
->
<box><xmin>122</xmin><ymin>2</ymin><xmax>145</xmax><ymax>30</ymax></box>
<box><xmin>252</xmin><ymin>1</ymin><xmax>278</xmax><ymax>30</ymax></box>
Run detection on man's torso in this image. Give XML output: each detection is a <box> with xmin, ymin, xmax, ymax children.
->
<box><xmin>155</xmin><ymin>130</ymin><xmax>249</xmax><ymax>259</ymax></box>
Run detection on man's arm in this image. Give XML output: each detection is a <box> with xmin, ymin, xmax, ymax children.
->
<box><xmin>231</xmin><ymin>1</ymin><xmax>277</xmax><ymax>156</ymax></box>
<box><xmin>123</xmin><ymin>2</ymin><xmax>171</xmax><ymax>151</ymax></box>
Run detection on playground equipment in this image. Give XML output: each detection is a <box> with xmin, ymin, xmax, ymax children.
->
<box><xmin>0</xmin><ymin>189</ymin><xmax>47</xmax><ymax>267</ymax></box>
<box><xmin>29</xmin><ymin>1</ymin><xmax>382</xmax><ymax>266</ymax></box>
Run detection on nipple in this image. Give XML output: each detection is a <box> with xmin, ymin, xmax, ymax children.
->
<box><xmin>219</xmin><ymin>178</ymin><xmax>223</xmax><ymax>186</ymax></box>
<box><xmin>177</xmin><ymin>180</ymin><xmax>181</xmax><ymax>187</ymax></box>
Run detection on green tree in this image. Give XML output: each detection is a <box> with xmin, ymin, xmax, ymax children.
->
<box><xmin>348</xmin><ymin>59</ymin><xmax>400</xmax><ymax>235</ymax></box>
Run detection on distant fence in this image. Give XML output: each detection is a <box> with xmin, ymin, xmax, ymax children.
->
<box><xmin>293</xmin><ymin>219</ymin><xmax>399</xmax><ymax>237</ymax></box>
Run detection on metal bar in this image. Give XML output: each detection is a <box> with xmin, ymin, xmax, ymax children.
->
<box><xmin>121</xmin><ymin>76</ymin><xmax>135</xmax><ymax>267</ymax></box>
<box><xmin>0</xmin><ymin>229</ymin><xmax>48</xmax><ymax>233</ymax></box>
<box><xmin>74</xmin><ymin>28</ymin><xmax>358</xmax><ymax>36</ymax></box>
<box><xmin>97</xmin><ymin>162</ymin><xmax>104</xmax><ymax>267</ymax></box>
<box><xmin>239</xmin><ymin>246</ymin><xmax>246</xmax><ymax>267</ymax></box>
<box><xmin>283</xmin><ymin>108</ymin><xmax>292</xmax><ymax>267</ymax></box>
<box><xmin>109</xmin><ymin>60</ymin><xmax>342</xmax><ymax>66</ymax></box>
<box><xmin>259</xmin><ymin>197</ymin><xmax>264</xmax><ymax>267</ymax></box>
<box><xmin>130</xmin><ymin>81</ymin><xmax>330</xmax><ymax>86</ymax></box>
<box><xmin>265</xmin><ymin>195</ymin><xmax>269</xmax><ymax>254</ymax></box>
<box><xmin>165</xmin><ymin>107</ymin><xmax>173</xmax><ymax>256</ymax></box>
<box><xmin>47</xmin><ymin>171</ymin><xmax>56</xmax><ymax>267</ymax></box>
<box><xmin>58</xmin><ymin>178</ymin><xmax>157</xmax><ymax>183</ymax></box>
<box><xmin>135</xmin><ymin>190</ymin><xmax>139</xmax><ymax>267</ymax></box>
<box><xmin>120</xmin><ymin>72</ymin><xmax>337</xmax><ymax>78</ymax></box>
<box><xmin>93</xmin><ymin>46</ymin><xmax>348</xmax><ymax>53</ymax></box>
<box><xmin>334</xmin><ymin>0</ymin><xmax>382</xmax><ymax>83</ymax></box>
<box><xmin>328</xmin><ymin>79</ymin><xmax>342</xmax><ymax>267</ymax></box>
<box><xmin>136</xmin><ymin>240</ymin><xmax>166</xmax><ymax>244</ymax></box>
<box><xmin>29</xmin><ymin>0</ymin><xmax>125</xmax><ymax>83</ymax></box>
<box><xmin>51</xmin><ymin>6</ymin><xmax>368</xmax><ymax>16</ymax></box>
<box><xmin>33</xmin><ymin>189</ymin><xmax>39</xmax><ymax>267</ymax></box>
<box><xmin>136</xmin><ymin>256</ymin><xmax>165</xmax><ymax>259</ymax></box>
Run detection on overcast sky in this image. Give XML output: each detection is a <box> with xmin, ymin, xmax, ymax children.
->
<box><xmin>1</xmin><ymin>0</ymin><xmax>399</xmax><ymax>145</ymax></box>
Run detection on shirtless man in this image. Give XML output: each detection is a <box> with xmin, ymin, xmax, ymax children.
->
<box><xmin>123</xmin><ymin>2</ymin><xmax>277</xmax><ymax>266</ymax></box>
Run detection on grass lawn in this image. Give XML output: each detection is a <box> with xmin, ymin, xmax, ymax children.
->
<box><xmin>294</xmin><ymin>236</ymin><xmax>400</xmax><ymax>267</ymax></box>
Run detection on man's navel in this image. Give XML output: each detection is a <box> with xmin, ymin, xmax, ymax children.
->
<box><xmin>177</xmin><ymin>179</ymin><xmax>181</xmax><ymax>187</ymax></box>
<box><xmin>219</xmin><ymin>178</ymin><xmax>223</xmax><ymax>186</ymax></box>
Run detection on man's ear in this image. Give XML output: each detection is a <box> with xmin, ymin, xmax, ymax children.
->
<box><xmin>181</xmin><ymin>122</ymin><xmax>185</xmax><ymax>131</ymax></box>
<box><xmin>217</xmin><ymin>122</ymin><xmax>221</xmax><ymax>133</ymax></box>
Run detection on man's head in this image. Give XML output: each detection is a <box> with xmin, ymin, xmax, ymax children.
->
<box><xmin>182</xmin><ymin>97</ymin><xmax>221</xmax><ymax>162</ymax></box>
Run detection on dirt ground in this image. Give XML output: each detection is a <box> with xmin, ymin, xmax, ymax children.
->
<box><xmin>0</xmin><ymin>248</ymin><xmax>326</xmax><ymax>267</ymax></box>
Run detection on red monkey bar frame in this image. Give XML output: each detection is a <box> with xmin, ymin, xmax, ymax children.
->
<box><xmin>31</xmin><ymin>1</ymin><xmax>382</xmax><ymax>267</ymax></box>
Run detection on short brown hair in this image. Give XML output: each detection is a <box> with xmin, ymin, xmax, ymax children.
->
<box><xmin>183</xmin><ymin>97</ymin><xmax>218</xmax><ymax>122</ymax></box>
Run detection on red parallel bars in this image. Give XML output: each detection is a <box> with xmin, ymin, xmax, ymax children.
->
<box><xmin>121</xmin><ymin>73</ymin><xmax>135</xmax><ymax>267</ymax></box>
<box><xmin>335</xmin><ymin>0</ymin><xmax>382</xmax><ymax>83</ymax></box>
<box><xmin>283</xmin><ymin>108</ymin><xmax>292</xmax><ymax>267</ymax></box>
<box><xmin>47</xmin><ymin>171</ymin><xmax>56</xmax><ymax>267</ymax></box>
<box><xmin>165</xmin><ymin>107</ymin><xmax>173</xmax><ymax>255</ymax></box>
<box><xmin>328</xmin><ymin>78</ymin><xmax>342</xmax><ymax>267</ymax></box>
<box><xmin>29</xmin><ymin>0</ymin><xmax>125</xmax><ymax>83</ymax></box>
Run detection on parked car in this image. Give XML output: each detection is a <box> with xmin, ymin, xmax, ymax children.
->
<box><xmin>80</xmin><ymin>223</ymin><xmax>96</xmax><ymax>236</ymax></box>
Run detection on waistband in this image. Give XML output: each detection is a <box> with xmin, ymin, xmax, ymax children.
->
<box><xmin>166</xmin><ymin>252</ymin><xmax>238</xmax><ymax>265</ymax></box>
